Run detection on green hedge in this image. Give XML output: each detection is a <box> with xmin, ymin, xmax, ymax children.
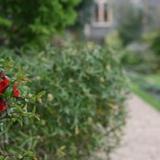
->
<box><xmin>0</xmin><ymin>44</ymin><xmax>126</xmax><ymax>160</ymax></box>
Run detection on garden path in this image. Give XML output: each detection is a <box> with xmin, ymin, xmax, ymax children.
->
<box><xmin>110</xmin><ymin>94</ymin><xmax>160</xmax><ymax>160</ymax></box>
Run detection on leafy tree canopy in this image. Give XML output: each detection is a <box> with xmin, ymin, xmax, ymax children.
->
<box><xmin>0</xmin><ymin>0</ymin><xmax>80</xmax><ymax>47</ymax></box>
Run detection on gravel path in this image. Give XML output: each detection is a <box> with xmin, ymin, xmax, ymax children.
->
<box><xmin>110</xmin><ymin>94</ymin><xmax>160</xmax><ymax>160</ymax></box>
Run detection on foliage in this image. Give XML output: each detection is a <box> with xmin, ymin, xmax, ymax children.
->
<box><xmin>150</xmin><ymin>31</ymin><xmax>160</xmax><ymax>56</ymax></box>
<box><xmin>71</xmin><ymin>0</ymin><xmax>93</xmax><ymax>29</ymax></box>
<box><xmin>0</xmin><ymin>44</ymin><xmax>126</xmax><ymax>159</ymax></box>
<box><xmin>0</xmin><ymin>56</ymin><xmax>39</xmax><ymax>159</ymax></box>
<box><xmin>121</xmin><ymin>31</ymin><xmax>160</xmax><ymax>74</ymax></box>
<box><xmin>116</xmin><ymin>1</ymin><xmax>143</xmax><ymax>46</ymax></box>
<box><xmin>130</xmin><ymin>73</ymin><xmax>160</xmax><ymax>111</ymax></box>
<box><xmin>105</xmin><ymin>31</ymin><xmax>123</xmax><ymax>50</ymax></box>
<box><xmin>121</xmin><ymin>39</ymin><xmax>160</xmax><ymax>74</ymax></box>
<box><xmin>139</xmin><ymin>31</ymin><xmax>160</xmax><ymax>72</ymax></box>
<box><xmin>0</xmin><ymin>0</ymin><xmax>80</xmax><ymax>47</ymax></box>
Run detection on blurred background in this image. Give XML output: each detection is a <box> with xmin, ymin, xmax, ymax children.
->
<box><xmin>0</xmin><ymin>0</ymin><xmax>160</xmax><ymax>160</ymax></box>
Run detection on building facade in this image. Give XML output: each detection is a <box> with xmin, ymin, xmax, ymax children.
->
<box><xmin>84</xmin><ymin>0</ymin><xmax>114</xmax><ymax>42</ymax></box>
<box><xmin>84</xmin><ymin>0</ymin><xmax>160</xmax><ymax>42</ymax></box>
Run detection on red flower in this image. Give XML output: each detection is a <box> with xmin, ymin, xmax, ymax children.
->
<box><xmin>0</xmin><ymin>98</ymin><xmax>7</xmax><ymax>112</ymax></box>
<box><xmin>12</xmin><ymin>82</ymin><xmax>21</xmax><ymax>98</ymax></box>
<box><xmin>0</xmin><ymin>72</ymin><xmax>10</xmax><ymax>95</ymax></box>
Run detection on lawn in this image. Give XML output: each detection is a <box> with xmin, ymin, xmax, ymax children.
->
<box><xmin>130</xmin><ymin>73</ymin><xmax>160</xmax><ymax>111</ymax></box>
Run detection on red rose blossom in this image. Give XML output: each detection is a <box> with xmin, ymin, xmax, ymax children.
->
<box><xmin>12</xmin><ymin>82</ymin><xmax>21</xmax><ymax>98</ymax></box>
<box><xmin>0</xmin><ymin>72</ymin><xmax>10</xmax><ymax>95</ymax></box>
<box><xmin>0</xmin><ymin>98</ymin><xmax>7</xmax><ymax>112</ymax></box>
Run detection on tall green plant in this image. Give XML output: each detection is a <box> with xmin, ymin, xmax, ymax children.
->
<box><xmin>116</xmin><ymin>1</ymin><xmax>143</xmax><ymax>46</ymax></box>
<box><xmin>72</xmin><ymin>0</ymin><xmax>93</xmax><ymax>29</ymax></box>
<box><xmin>151</xmin><ymin>32</ymin><xmax>160</xmax><ymax>56</ymax></box>
<box><xmin>0</xmin><ymin>0</ymin><xmax>80</xmax><ymax>47</ymax></box>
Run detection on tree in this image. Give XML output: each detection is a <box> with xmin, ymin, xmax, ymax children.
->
<box><xmin>73</xmin><ymin>0</ymin><xmax>93</xmax><ymax>29</ymax></box>
<box><xmin>0</xmin><ymin>0</ymin><xmax>80</xmax><ymax>47</ymax></box>
<box><xmin>115</xmin><ymin>0</ymin><xmax>143</xmax><ymax>46</ymax></box>
<box><xmin>151</xmin><ymin>31</ymin><xmax>160</xmax><ymax>56</ymax></box>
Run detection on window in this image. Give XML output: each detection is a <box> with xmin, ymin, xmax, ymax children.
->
<box><xmin>94</xmin><ymin>3</ymin><xmax>99</xmax><ymax>22</ymax></box>
<box><xmin>104</xmin><ymin>3</ymin><xmax>108</xmax><ymax>22</ymax></box>
<box><xmin>93</xmin><ymin>0</ymin><xmax>112</xmax><ymax>26</ymax></box>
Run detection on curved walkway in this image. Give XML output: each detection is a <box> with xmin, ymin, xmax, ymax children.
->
<box><xmin>111</xmin><ymin>94</ymin><xmax>160</xmax><ymax>160</ymax></box>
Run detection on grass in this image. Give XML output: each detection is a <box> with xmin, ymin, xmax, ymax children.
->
<box><xmin>143</xmin><ymin>74</ymin><xmax>160</xmax><ymax>87</ymax></box>
<box><xmin>130</xmin><ymin>73</ymin><xmax>160</xmax><ymax>111</ymax></box>
<box><xmin>131</xmin><ymin>83</ymin><xmax>160</xmax><ymax>111</ymax></box>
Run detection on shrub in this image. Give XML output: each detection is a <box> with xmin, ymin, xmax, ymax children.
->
<box><xmin>0</xmin><ymin>0</ymin><xmax>80</xmax><ymax>47</ymax></box>
<box><xmin>0</xmin><ymin>44</ymin><xmax>126</xmax><ymax>159</ymax></box>
<box><xmin>138</xmin><ymin>31</ymin><xmax>160</xmax><ymax>72</ymax></box>
<box><xmin>121</xmin><ymin>44</ymin><xmax>159</xmax><ymax>74</ymax></box>
<box><xmin>70</xmin><ymin>0</ymin><xmax>93</xmax><ymax>30</ymax></box>
<box><xmin>105</xmin><ymin>32</ymin><xmax>123</xmax><ymax>50</ymax></box>
<box><xmin>150</xmin><ymin>31</ymin><xmax>160</xmax><ymax>56</ymax></box>
<box><xmin>0</xmin><ymin>56</ymin><xmax>39</xmax><ymax>159</ymax></box>
<box><xmin>116</xmin><ymin>1</ymin><xmax>143</xmax><ymax>46</ymax></box>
